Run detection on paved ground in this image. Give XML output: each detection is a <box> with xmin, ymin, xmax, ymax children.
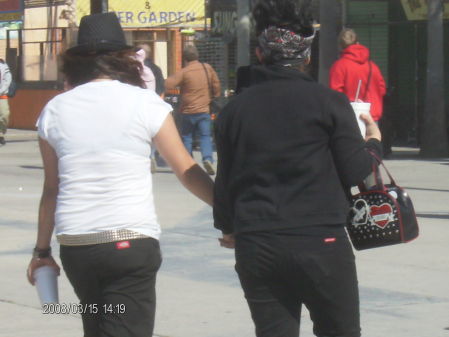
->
<box><xmin>1</xmin><ymin>129</ymin><xmax>448</xmax><ymax>337</ymax></box>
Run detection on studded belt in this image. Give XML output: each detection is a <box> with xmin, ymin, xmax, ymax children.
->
<box><xmin>57</xmin><ymin>229</ymin><xmax>149</xmax><ymax>246</ymax></box>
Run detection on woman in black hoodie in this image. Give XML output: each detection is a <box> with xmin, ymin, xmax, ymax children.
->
<box><xmin>213</xmin><ymin>1</ymin><xmax>382</xmax><ymax>336</ymax></box>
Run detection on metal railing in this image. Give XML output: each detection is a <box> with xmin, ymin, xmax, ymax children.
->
<box><xmin>6</xmin><ymin>27</ymin><xmax>67</xmax><ymax>87</ymax></box>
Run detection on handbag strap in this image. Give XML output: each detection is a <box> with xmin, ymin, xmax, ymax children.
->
<box><xmin>369</xmin><ymin>150</ymin><xmax>397</xmax><ymax>186</ymax></box>
<box><xmin>201</xmin><ymin>62</ymin><xmax>213</xmax><ymax>102</ymax></box>
<box><xmin>358</xmin><ymin>150</ymin><xmax>397</xmax><ymax>193</ymax></box>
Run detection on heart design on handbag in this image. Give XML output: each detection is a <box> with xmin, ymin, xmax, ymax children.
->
<box><xmin>347</xmin><ymin>151</ymin><xmax>419</xmax><ymax>250</ymax></box>
<box><xmin>370</xmin><ymin>203</ymin><xmax>394</xmax><ymax>228</ymax></box>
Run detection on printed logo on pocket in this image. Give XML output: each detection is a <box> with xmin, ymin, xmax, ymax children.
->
<box><xmin>116</xmin><ymin>241</ymin><xmax>131</xmax><ymax>250</ymax></box>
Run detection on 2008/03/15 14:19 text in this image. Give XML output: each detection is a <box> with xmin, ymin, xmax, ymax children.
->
<box><xmin>42</xmin><ymin>303</ymin><xmax>126</xmax><ymax>314</ymax></box>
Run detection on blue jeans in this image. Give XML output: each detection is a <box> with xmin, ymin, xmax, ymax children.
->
<box><xmin>180</xmin><ymin>113</ymin><xmax>213</xmax><ymax>162</ymax></box>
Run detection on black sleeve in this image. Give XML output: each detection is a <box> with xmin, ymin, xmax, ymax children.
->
<box><xmin>213</xmin><ymin>107</ymin><xmax>234</xmax><ymax>234</ymax></box>
<box><xmin>326</xmin><ymin>90</ymin><xmax>382</xmax><ymax>187</ymax></box>
<box><xmin>148</xmin><ymin>62</ymin><xmax>165</xmax><ymax>96</ymax></box>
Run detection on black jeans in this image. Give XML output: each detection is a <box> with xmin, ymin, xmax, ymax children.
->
<box><xmin>60</xmin><ymin>238</ymin><xmax>162</xmax><ymax>337</ymax></box>
<box><xmin>235</xmin><ymin>230</ymin><xmax>360</xmax><ymax>337</ymax></box>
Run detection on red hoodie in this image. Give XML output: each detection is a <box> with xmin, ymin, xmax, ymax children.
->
<box><xmin>329</xmin><ymin>44</ymin><xmax>386</xmax><ymax>121</ymax></box>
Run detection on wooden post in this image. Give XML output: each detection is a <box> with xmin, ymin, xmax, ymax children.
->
<box><xmin>420</xmin><ymin>0</ymin><xmax>448</xmax><ymax>157</ymax></box>
<box><xmin>318</xmin><ymin>0</ymin><xmax>341</xmax><ymax>85</ymax></box>
<box><xmin>236</xmin><ymin>0</ymin><xmax>250</xmax><ymax>68</ymax></box>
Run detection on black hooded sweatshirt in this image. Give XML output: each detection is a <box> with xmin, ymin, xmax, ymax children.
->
<box><xmin>213</xmin><ymin>65</ymin><xmax>382</xmax><ymax>235</ymax></box>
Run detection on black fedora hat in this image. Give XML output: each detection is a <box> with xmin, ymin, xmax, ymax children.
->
<box><xmin>67</xmin><ymin>12</ymin><xmax>132</xmax><ymax>54</ymax></box>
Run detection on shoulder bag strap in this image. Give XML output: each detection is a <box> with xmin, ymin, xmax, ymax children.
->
<box><xmin>369</xmin><ymin>150</ymin><xmax>397</xmax><ymax>186</ymax></box>
<box><xmin>201</xmin><ymin>62</ymin><xmax>213</xmax><ymax>102</ymax></box>
<box><xmin>358</xmin><ymin>149</ymin><xmax>392</xmax><ymax>193</ymax></box>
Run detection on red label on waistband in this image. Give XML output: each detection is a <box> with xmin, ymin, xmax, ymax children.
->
<box><xmin>324</xmin><ymin>238</ymin><xmax>336</xmax><ymax>243</ymax></box>
<box><xmin>116</xmin><ymin>241</ymin><xmax>131</xmax><ymax>250</ymax></box>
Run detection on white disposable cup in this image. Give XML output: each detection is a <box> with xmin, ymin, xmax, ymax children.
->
<box><xmin>34</xmin><ymin>265</ymin><xmax>59</xmax><ymax>305</ymax></box>
<box><xmin>350</xmin><ymin>102</ymin><xmax>371</xmax><ymax>138</ymax></box>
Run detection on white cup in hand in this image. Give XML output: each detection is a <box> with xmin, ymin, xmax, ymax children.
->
<box><xmin>34</xmin><ymin>265</ymin><xmax>59</xmax><ymax>305</ymax></box>
<box><xmin>359</xmin><ymin>113</ymin><xmax>381</xmax><ymax>141</ymax></box>
<box><xmin>350</xmin><ymin>102</ymin><xmax>371</xmax><ymax>137</ymax></box>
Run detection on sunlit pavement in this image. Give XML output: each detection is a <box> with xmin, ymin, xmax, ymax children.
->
<box><xmin>1</xmin><ymin>129</ymin><xmax>448</xmax><ymax>337</ymax></box>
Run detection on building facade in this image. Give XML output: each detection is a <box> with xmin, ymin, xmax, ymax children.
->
<box><xmin>5</xmin><ymin>0</ymin><xmax>207</xmax><ymax>128</ymax></box>
<box><xmin>3</xmin><ymin>0</ymin><xmax>448</xmax><ymax>145</ymax></box>
<box><xmin>208</xmin><ymin>0</ymin><xmax>448</xmax><ymax>147</ymax></box>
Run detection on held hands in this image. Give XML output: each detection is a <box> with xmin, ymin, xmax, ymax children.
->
<box><xmin>360</xmin><ymin>113</ymin><xmax>381</xmax><ymax>142</ymax></box>
<box><xmin>27</xmin><ymin>256</ymin><xmax>61</xmax><ymax>285</ymax></box>
<box><xmin>218</xmin><ymin>233</ymin><xmax>235</xmax><ymax>249</ymax></box>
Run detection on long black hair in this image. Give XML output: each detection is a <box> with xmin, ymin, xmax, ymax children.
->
<box><xmin>61</xmin><ymin>49</ymin><xmax>145</xmax><ymax>88</ymax></box>
<box><xmin>252</xmin><ymin>0</ymin><xmax>314</xmax><ymax>37</ymax></box>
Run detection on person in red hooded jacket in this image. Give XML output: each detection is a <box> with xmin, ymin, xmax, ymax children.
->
<box><xmin>329</xmin><ymin>28</ymin><xmax>386</xmax><ymax>122</ymax></box>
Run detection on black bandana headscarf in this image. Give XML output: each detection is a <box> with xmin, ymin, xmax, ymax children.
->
<box><xmin>258</xmin><ymin>26</ymin><xmax>315</xmax><ymax>66</ymax></box>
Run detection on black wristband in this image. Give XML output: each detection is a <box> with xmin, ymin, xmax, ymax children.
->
<box><xmin>33</xmin><ymin>247</ymin><xmax>52</xmax><ymax>259</ymax></box>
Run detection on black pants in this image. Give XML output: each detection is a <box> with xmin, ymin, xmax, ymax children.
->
<box><xmin>235</xmin><ymin>231</ymin><xmax>360</xmax><ymax>337</ymax></box>
<box><xmin>60</xmin><ymin>238</ymin><xmax>162</xmax><ymax>337</ymax></box>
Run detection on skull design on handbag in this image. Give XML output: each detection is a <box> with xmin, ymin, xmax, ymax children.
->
<box><xmin>350</xmin><ymin>199</ymin><xmax>370</xmax><ymax>227</ymax></box>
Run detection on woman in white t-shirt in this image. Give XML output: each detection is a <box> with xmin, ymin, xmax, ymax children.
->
<box><xmin>26</xmin><ymin>13</ymin><xmax>214</xmax><ymax>337</ymax></box>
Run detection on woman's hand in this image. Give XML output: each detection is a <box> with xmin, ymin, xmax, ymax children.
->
<box><xmin>27</xmin><ymin>256</ymin><xmax>60</xmax><ymax>285</ymax></box>
<box><xmin>360</xmin><ymin>113</ymin><xmax>381</xmax><ymax>142</ymax></box>
<box><xmin>218</xmin><ymin>234</ymin><xmax>235</xmax><ymax>249</ymax></box>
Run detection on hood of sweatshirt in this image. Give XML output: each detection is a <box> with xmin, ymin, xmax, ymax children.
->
<box><xmin>234</xmin><ymin>64</ymin><xmax>315</xmax><ymax>95</ymax></box>
<box><xmin>249</xmin><ymin>64</ymin><xmax>314</xmax><ymax>85</ymax></box>
<box><xmin>341</xmin><ymin>44</ymin><xmax>370</xmax><ymax>64</ymax></box>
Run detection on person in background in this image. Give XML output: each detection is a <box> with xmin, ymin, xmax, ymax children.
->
<box><xmin>137</xmin><ymin>43</ymin><xmax>165</xmax><ymax>97</ymax></box>
<box><xmin>137</xmin><ymin>43</ymin><xmax>166</xmax><ymax>172</ymax></box>
<box><xmin>214</xmin><ymin>1</ymin><xmax>382</xmax><ymax>336</ymax></box>
<box><xmin>0</xmin><ymin>59</ymin><xmax>12</xmax><ymax>146</ymax></box>
<box><xmin>329</xmin><ymin>28</ymin><xmax>386</xmax><ymax>123</ymax></box>
<box><xmin>135</xmin><ymin>47</ymin><xmax>156</xmax><ymax>91</ymax></box>
<box><xmin>235</xmin><ymin>65</ymin><xmax>253</xmax><ymax>95</ymax></box>
<box><xmin>165</xmin><ymin>44</ymin><xmax>220</xmax><ymax>176</ymax></box>
<box><xmin>26</xmin><ymin>13</ymin><xmax>214</xmax><ymax>337</ymax></box>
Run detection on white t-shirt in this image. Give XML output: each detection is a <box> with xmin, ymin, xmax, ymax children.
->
<box><xmin>37</xmin><ymin>80</ymin><xmax>172</xmax><ymax>239</ymax></box>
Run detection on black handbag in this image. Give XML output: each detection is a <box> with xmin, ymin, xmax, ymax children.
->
<box><xmin>347</xmin><ymin>152</ymin><xmax>419</xmax><ymax>250</ymax></box>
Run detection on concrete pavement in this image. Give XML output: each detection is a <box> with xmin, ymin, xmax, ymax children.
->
<box><xmin>1</xmin><ymin>129</ymin><xmax>448</xmax><ymax>337</ymax></box>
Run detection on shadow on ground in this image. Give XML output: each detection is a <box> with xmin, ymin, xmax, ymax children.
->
<box><xmin>386</xmin><ymin>147</ymin><xmax>449</xmax><ymax>162</ymax></box>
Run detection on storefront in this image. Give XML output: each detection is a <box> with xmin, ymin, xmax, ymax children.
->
<box><xmin>5</xmin><ymin>0</ymin><xmax>449</xmax><ymax>141</ymax></box>
<box><xmin>344</xmin><ymin>0</ymin><xmax>449</xmax><ymax>145</ymax></box>
<box><xmin>7</xmin><ymin>0</ymin><xmax>207</xmax><ymax>129</ymax></box>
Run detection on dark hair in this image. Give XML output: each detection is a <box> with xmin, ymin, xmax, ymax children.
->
<box><xmin>252</xmin><ymin>0</ymin><xmax>314</xmax><ymax>37</ymax></box>
<box><xmin>61</xmin><ymin>49</ymin><xmax>145</xmax><ymax>88</ymax></box>
<box><xmin>183</xmin><ymin>45</ymin><xmax>199</xmax><ymax>62</ymax></box>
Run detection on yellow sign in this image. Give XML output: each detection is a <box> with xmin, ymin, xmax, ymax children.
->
<box><xmin>0</xmin><ymin>0</ymin><xmax>23</xmax><ymax>22</ymax></box>
<box><xmin>401</xmin><ymin>0</ymin><xmax>449</xmax><ymax>20</ymax></box>
<box><xmin>77</xmin><ymin>0</ymin><xmax>205</xmax><ymax>28</ymax></box>
<box><xmin>0</xmin><ymin>11</ymin><xmax>21</xmax><ymax>21</ymax></box>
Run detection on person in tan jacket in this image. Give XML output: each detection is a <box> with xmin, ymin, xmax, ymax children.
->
<box><xmin>165</xmin><ymin>44</ymin><xmax>221</xmax><ymax>175</ymax></box>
